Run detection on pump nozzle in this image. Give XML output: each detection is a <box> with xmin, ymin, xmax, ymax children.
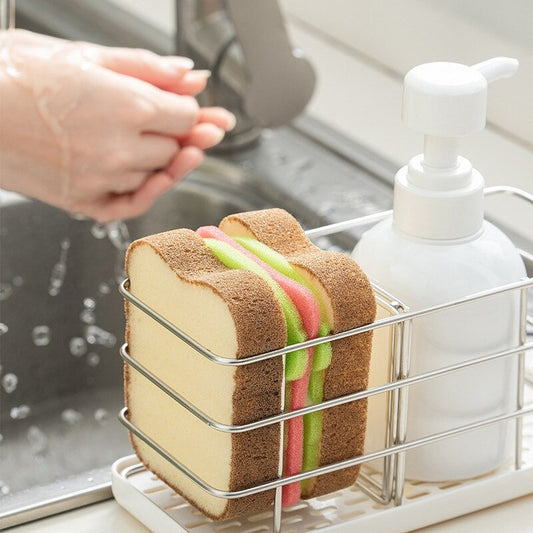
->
<box><xmin>402</xmin><ymin>57</ymin><xmax>519</xmax><ymax>171</ymax></box>
<box><xmin>394</xmin><ymin>57</ymin><xmax>519</xmax><ymax>240</ymax></box>
<box><xmin>472</xmin><ymin>57</ymin><xmax>519</xmax><ymax>83</ymax></box>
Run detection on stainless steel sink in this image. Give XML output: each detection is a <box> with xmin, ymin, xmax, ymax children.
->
<box><xmin>0</xmin><ymin>118</ymin><xmax>395</xmax><ymax>528</ymax></box>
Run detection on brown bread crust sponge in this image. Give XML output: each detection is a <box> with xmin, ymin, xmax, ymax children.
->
<box><xmin>220</xmin><ymin>208</ymin><xmax>376</xmax><ymax>498</ymax></box>
<box><xmin>125</xmin><ymin>228</ymin><xmax>287</xmax><ymax>520</ymax></box>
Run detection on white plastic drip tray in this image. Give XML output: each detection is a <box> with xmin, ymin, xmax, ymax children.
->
<box><xmin>112</xmin><ymin>400</ymin><xmax>533</xmax><ymax>533</ymax></box>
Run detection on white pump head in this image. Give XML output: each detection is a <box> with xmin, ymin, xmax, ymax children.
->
<box><xmin>393</xmin><ymin>57</ymin><xmax>518</xmax><ymax>240</ymax></box>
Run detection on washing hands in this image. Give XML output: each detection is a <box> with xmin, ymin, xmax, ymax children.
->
<box><xmin>0</xmin><ymin>30</ymin><xmax>235</xmax><ymax>222</ymax></box>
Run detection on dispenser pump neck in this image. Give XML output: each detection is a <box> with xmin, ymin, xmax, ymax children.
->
<box><xmin>393</xmin><ymin>57</ymin><xmax>519</xmax><ymax>240</ymax></box>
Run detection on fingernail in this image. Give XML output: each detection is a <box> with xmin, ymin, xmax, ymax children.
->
<box><xmin>212</xmin><ymin>127</ymin><xmax>226</xmax><ymax>144</ymax></box>
<box><xmin>164</xmin><ymin>57</ymin><xmax>195</xmax><ymax>73</ymax></box>
<box><xmin>188</xmin><ymin>69</ymin><xmax>212</xmax><ymax>80</ymax></box>
<box><xmin>225</xmin><ymin>111</ymin><xmax>237</xmax><ymax>131</ymax></box>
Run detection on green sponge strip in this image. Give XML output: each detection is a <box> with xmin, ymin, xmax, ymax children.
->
<box><xmin>203</xmin><ymin>238</ymin><xmax>307</xmax><ymax>380</ymax></box>
<box><xmin>313</xmin><ymin>322</ymin><xmax>332</xmax><ymax>371</ymax></box>
<box><xmin>302</xmin><ymin>370</ymin><xmax>325</xmax><ymax>485</ymax></box>
<box><xmin>234</xmin><ymin>237</ymin><xmax>299</xmax><ymax>281</ymax></box>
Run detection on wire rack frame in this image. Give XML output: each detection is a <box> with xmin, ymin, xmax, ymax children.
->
<box><xmin>118</xmin><ymin>185</ymin><xmax>533</xmax><ymax>533</ymax></box>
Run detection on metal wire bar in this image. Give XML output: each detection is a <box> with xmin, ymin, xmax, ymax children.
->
<box><xmin>121</xmin><ymin>339</ymin><xmax>533</xmax><ymax>434</ymax></box>
<box><xmin>305</xmin><ymin>185</ymin><xmax>533</xmax><ymax>240</ymax></box>
<box><xmin>120</xmin><ymin>277</ymin><xmax>533</xmax><ymax>368</ymax></box>
<box><xmin>304</xmin><ymin>209</ymin><xmax>393</xmax><ymax>239</ymax></box>
<box><xmin>118</xmin><ymin>404</ymin><xmax>533</xmax><ymax>500</ymax></box>
<box><xmin>516</xmin><ymin>286</ymin><xmax>529</xmax><ymax>469</ymax></box>
<box><xmin>355</xmin><ymin>293</ymin><xmax>408</xmax><ymax>505</ymax></box>
<box><xmin>484</xmin><ymin>185</ymin><xmax>533</xmax><ymax>203</ymax></box>
<box><xmin>393</xmin><ymin>315</ymin><xmax>412</xmax><ymax>505</ymax></box>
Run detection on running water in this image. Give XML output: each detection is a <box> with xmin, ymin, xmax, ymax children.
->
<box><xmin>85</xmin><ymin>325</ymin><xmax>116</xmax><ymax>348</ymax></box>
<box><xmin>106</xmin><ymin>221</ymin><xmax>131</xmax><ymax>283</ymax></box>
<box><xmin>90</xmin><ymin>222</ymin><xmax>107</xmax><ymax>240</ymax></box>
<box><xmin>48</xmin><ymin>238</ymin><xmax>70</xmax><ymax>296</ymax></box>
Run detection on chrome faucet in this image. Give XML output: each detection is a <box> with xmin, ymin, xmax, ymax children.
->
<box><xmin>175</xmin><ymin>0</ymin><xmax>316</xmax><ymax>148</ymax></box>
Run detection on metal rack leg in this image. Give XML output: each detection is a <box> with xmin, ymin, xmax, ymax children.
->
<box><xmin>515</xmin><ymin>285</ymin><xmax>528</xmax><ymax>469</ymax></box>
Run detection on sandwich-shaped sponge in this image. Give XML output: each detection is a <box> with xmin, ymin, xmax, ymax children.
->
<box><xmin>124</xmin><ymin>208</ymin><xmax>375</xmax><ymax>519</ymax></box>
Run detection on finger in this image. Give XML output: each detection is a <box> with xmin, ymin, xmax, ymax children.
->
<box><xmin>142</xmin><ymin>92</ymin><xmax>199</xmax><ymax>136</ymax></box>
<box><xmin>166</xmin><ymin>70</ymin><xmax>211</xmax><ymax>95</ymax></box>
<box><xmin>179</xmin><ymin>123</ymin><xmax>225</xmax><ymax>150</ymax></box>
<box><xmin>90</xmin><ymin>46</ymin><xmax>195</xmax><ymax>89</ymax></box>
<box><xmin>197</xmin><ymin>107</ymin><xmax>236</xmax><ymax>131</ymax></box>
<box><xmin>87</xmin><ymin>174</ymin><xmax>171</xmax><ymax>222</ymax></box>
<box><xmin>166</xmin><ymin>146</ymin><xmax>204</xmax><ymax>182</ymax></box>
<box><xmin>132</xmin><ymin>134</ymin><xmax>178</xmax><ymax>170</ymax></box>
<box><xmin>109</xmin><ymin>171</ymin><xmax>148</xmax><ymax>194</ymax></box>
<box><xmin>88</xmin><ymin>147</ymin><xmax>204</xmax><ymax>222</ymax></box>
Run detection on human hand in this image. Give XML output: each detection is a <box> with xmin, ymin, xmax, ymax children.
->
<box><xmin>0</xmin><ymin>30</ymin><xmax>235</xmax><ymax>221</ymax></box>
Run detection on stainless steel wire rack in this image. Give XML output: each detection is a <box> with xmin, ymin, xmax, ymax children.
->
<box><xmin>114</xmin><ymin>186</ymin><xmax>533</xmax><ymax>533</ymax></box>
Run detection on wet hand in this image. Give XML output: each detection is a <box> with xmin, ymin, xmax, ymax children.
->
<box><xmin>0</xmin><ymin>30</ymin><xmax>235</xmax><ymax>222</ymax></box>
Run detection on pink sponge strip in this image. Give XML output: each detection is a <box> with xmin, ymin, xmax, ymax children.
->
<box><xmin>197</xmin><ymin>225</ymin><xmax>320</xmax><ymax>507</ymax></box>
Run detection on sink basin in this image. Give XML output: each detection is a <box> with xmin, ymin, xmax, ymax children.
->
<box><xmin>0</xmin><ymin>119</ymin><xmax>395</xmax><ymax>527</ymax></box>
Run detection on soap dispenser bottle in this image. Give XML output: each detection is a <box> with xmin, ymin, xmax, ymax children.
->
<box><xmin>353</xmin><ymin>57</ymin><xmax>526</xmax><ymax>481</ymax></box>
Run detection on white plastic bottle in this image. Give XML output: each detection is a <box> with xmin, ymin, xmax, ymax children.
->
<box><xmin>353</xmin><ymin>57</ymin><xmax>526</xmax><ymax>481</ymax></box>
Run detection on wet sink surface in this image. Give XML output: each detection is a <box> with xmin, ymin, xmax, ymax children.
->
<box><xmin>0</xmin><ymin>120</ymin><xmax>395</xmax><ymax>526</ymax></box>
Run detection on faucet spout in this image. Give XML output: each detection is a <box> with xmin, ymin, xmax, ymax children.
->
<box><xmin>176</xmin><ymin>0</ymin><xmax>316</xmax><ymax>148</ymax></box>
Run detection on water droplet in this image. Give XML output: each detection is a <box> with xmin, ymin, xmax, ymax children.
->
<box><xmin>69</xmin><ymin>337</ymin><xmax>87</xmax><ymax>357</ymax></box>
<box><xmin>85</xmin><ymin>325</ymin><xmax>116</xmax><ymax>348</ymax></box>
<box><xmin>0</xmin><ymin>323</ymin><xmax>8</xmax><ymax>336</ymax></box>
<box><xmin>94</xmin><ymin>408</ymin><xmax>109</xmax><ymax>424</ymax></box>
<box><xmin>12</xmin><ymin>276</ymin><xmax>24</xmax><ymax>287</ymax></box>
<box><xmin>48</xmin><ymin>262</ymin><xmax>67</xmax><ymax>296</ymax></box>
<box><xmin>114</xmin><ymin>261</ymin><xmax>126</xmax><ymax>285</ymax></box>
<box><xmin>61</xmin><ymin>408</ymin><xmax>83</xmax><ymax>425</ymax></box>
<box><xmin>83</xmin><ymin>297</ymin><xmax>96</xmax><ymax>310</ymax></box>
<box><xmin>97</xmin><ymin>282</ymin><xmax>111</xmax><ymax>296</ymax></box>
<box><xmin>2</xmin><ymin>373</ymin><xmax>18</xmax><ymax>393</ymax></box>
<box><xmin>79</xmin><ymin>309</ymin><xmax>96</xmax><ymax>325</ymax></box>
<box><xmin>32</xmin><ymin>325</ymin><xmax>51</xmax><ymax>346</ymax></box>
<box><xmin>87</xmin><ymin>477</ymin><xmax>94</xmax><ymax>483</ymax></box>
<box><xmin>0</xmin><ymin>481</ymin><xmax>10</xmax><ymax>495</ymax></box>
<box><xmin>27</xmin><ymin>425</ymin><xmax>48</xmax><ymax>454</ymax></box>
<box><xmin>90</xmin><ymin>222</ymin><xmax>107</xmax><ymax>239</ymax></box>
<box><xmin>86</xmin><ymin>352</ymin><xmax>100</xmax><ymax>367</ymax></box>
<box><xmin>0</xmin><ymin>283</ymin><xmax>13</xmax><ymax>301</ymax></box>
<box><xmin>10</xmin><ymin>404</ymin><xmax>31</xmax><ymax>419</ymax></box>
<box><xmin>48</xmin><ymin>239</ymin><xmax>70</xmax><ymax>296</ymax></box>
<box><xmin>106</xmin><ymin>221</ymin><xmax>131</xmax><ymax>252</ymax></box>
